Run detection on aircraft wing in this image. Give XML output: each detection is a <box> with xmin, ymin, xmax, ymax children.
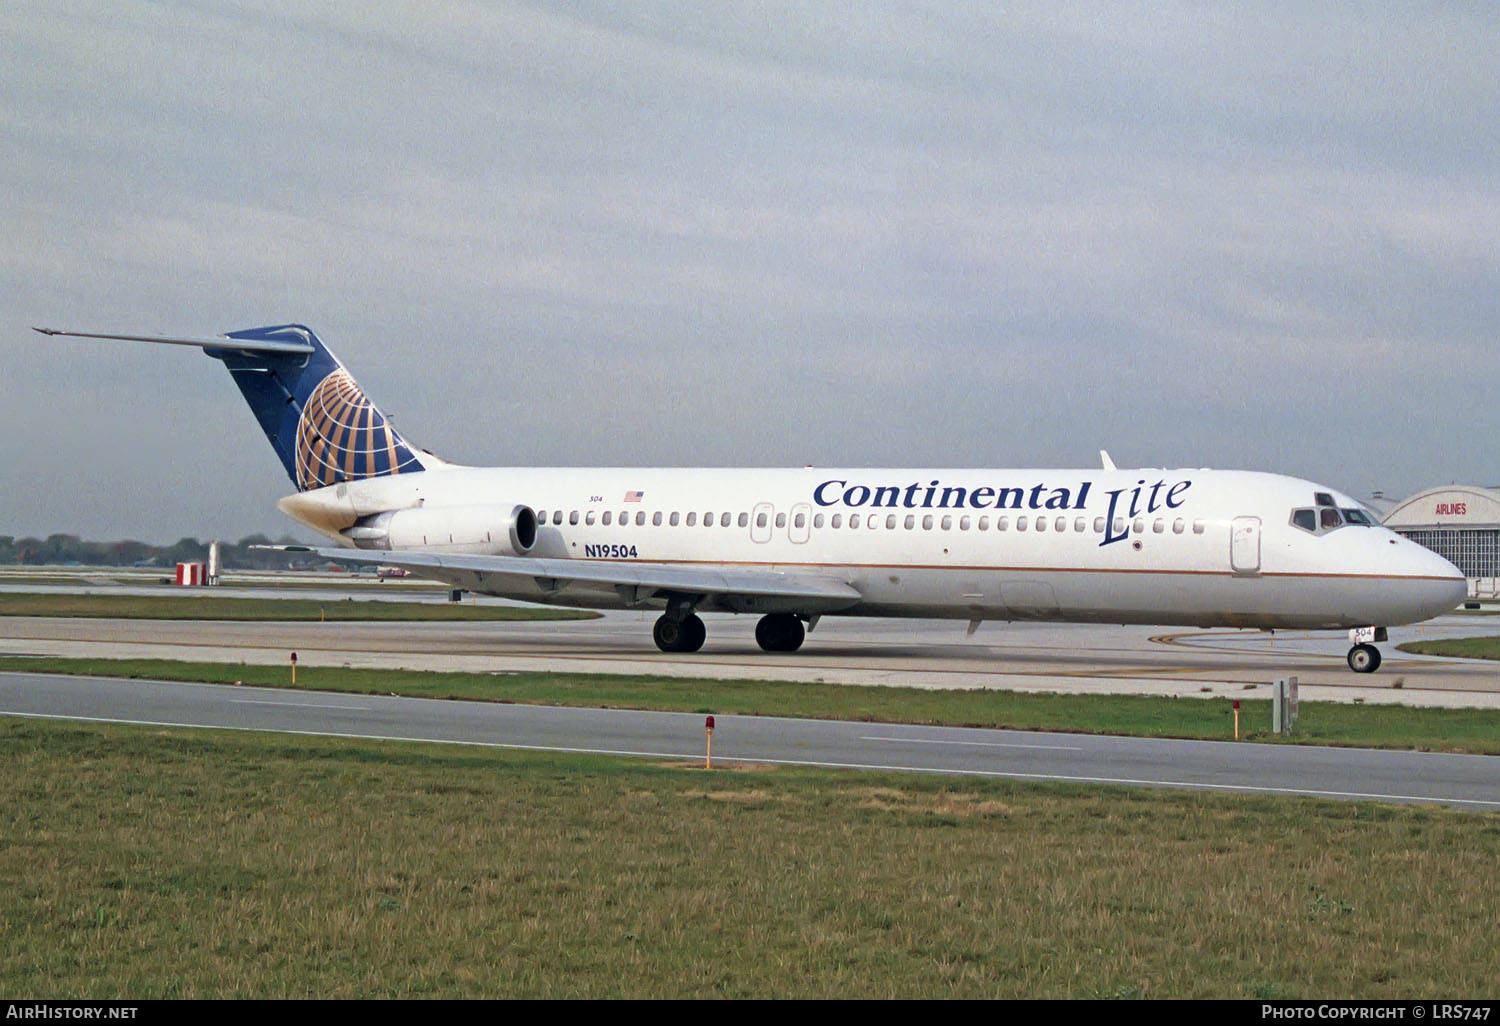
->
<box><xmin>277</xmin><ymin>546</ymin><xmax>863</xmax><ymax>613</ymax></box>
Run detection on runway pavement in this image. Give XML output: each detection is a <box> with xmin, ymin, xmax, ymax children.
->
<box><xmin>2</xmin><ymin>607</ymin><xmax>1498</xmax><ymax>707</ymax></box>
<box><xmin>4</xmin><ymin>669</ymin><xmax>1498</xmax><ymax>810</ymax></box>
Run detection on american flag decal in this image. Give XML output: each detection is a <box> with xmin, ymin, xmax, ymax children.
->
<box><xmin>624</xmin><ymin>490</ymin><xmax>644</xmax><ymax>502</ymax></box>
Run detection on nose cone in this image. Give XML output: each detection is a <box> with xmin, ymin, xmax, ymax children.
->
<box><xmin>1393</xmin><ymin>539</ymin><xmax>1467</xmax><ymax>623</ymax></box>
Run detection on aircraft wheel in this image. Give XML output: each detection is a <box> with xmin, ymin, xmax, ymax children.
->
<box><xmin>755</xmin><ymin>613</ymin><xmax>806</xmax><ymax>653</ymax></box>
<box><xmin>654</xmin><ymin>613</ymin><xmax>706</xmax><ymax>653</ymax></box>
<box><xmin>1347</xmin><ymin>644</ymin><xmax>1382</xmax><ymax>674</ymax></box>
<box><xmin>679</xmin><ymin>614</ymin><xmax>706</xmax><ymax>653</ymax></box>
<box><xmin>653</xmin><ymin>616</ymin><xmax>684</xmax><ymax>652</ymax></box>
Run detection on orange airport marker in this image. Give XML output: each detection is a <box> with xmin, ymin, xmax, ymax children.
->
<box><xmin>290</xmin><ymin>651</ymin><xmax>298</xmax><ymax>686</ymax></box>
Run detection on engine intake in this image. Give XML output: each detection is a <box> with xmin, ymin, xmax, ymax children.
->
<box><xmin>342</xmin><ymin>503</ymin><xmax>537</xmax><ymax>556</ymax></box>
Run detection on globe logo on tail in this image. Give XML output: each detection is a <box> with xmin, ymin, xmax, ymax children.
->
<box><xmin>293</xmin><ymin>369</ymin><xmax>421</xmax><ymax>490</ymax></box>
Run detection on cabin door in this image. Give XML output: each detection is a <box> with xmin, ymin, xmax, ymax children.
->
<box><xmin>1230</xmin><ymin>516</ymin><xmax>1261</xmax><ymax>576</ymax></box>
<box><xmin>750</xmin><ymin>502</ymin><xmax>774</xmax><ymax>544</ymax></box>
<box><xmin>788</xmin><ymin>503</ymin><xmax>812</xmax><ymax>544</ymax></box>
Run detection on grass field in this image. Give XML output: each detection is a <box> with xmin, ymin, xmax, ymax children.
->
<box><xmin>0</xmin><ymin>592</ymin><xmax>597</xmax><ymax>622</ymax></box>
<box><xmin>1398</xmin><ymin>636</ymin><xmax>1500</xmax><ymax>661</ymax></box>
<box><xmin>2</xmin><ymin>716</ymin><xmax>1496</xmax><ymax>998</ymax></box>
<box><xmin>6</xmin><ymin>654</ymin><xmax>1500</xmax><ymax>755</ymax></box>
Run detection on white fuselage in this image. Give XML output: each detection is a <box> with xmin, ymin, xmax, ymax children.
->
<box><xmin>280</xmin><ymin>464</ymin><xmax>1466</xmax><ymax>631</ymax></box>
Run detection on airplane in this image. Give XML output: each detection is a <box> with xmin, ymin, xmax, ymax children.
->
<box><xmin>33</xmin><ymin>323</ymin><xmax>1466</xmax><ymax>673</ymax></box>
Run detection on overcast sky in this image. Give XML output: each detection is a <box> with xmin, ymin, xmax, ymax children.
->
<box><xmin>3</xmin><ymin>1</ymin><xmax>1498</xmax><ymax>543</ymax></box>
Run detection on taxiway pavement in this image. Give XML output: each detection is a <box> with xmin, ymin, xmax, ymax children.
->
<box><xmin>4</xmin><ymin>670</ymin><xmax>1497</xmax><ymax>810</ymax></box>
<box><xmin>2</xmin><ymin>609</ymin><xmax>1498</xmax><ymax>708</ymax></box>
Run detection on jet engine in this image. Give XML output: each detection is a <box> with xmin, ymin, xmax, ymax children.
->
<box><xmin>341</xmin><ymin>504</ymin><xmax>537</xmax><ymax>556</ymax></box>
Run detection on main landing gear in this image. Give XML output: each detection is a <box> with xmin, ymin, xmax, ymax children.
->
<box><xmin>754</xmin><ymin>613</ymin><xmax>805</xmax><ymax>653</ymax></box>
<box><xmin>653</xmin><ymin>612</ymin><xmax>706</xmax><ymax>653</ymax></box>
<box><xmin>650</xmin><ymin>611</ymin><xmax>809</xmax><ymax>654</ymax></box>
<box><xmin>1346</xmin><ymin>626</ymin><xmax>1388</xmax><ymax>674</ymax></box>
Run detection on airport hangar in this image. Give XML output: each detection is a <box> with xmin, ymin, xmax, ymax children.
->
<box><xmin>1381</xmin><ymin>485</ymin><xmax>1500</xmax><ymax>601</ymax></box>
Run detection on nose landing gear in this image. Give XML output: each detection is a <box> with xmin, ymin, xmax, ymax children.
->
<box><xmin>1347</xmin><ymin>644</ymin><xmax>1382</xmax><ymax>673</ymax></box>
<box><xmin>1346</xmin><ymin>626</ymin><xmax>1388</xmax><ymax>674</ymax></box>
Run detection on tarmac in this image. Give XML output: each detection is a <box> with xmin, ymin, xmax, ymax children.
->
<box><xmin>1</xmin><ymin>566</ymin><xmax>1497</xmax><ymax>709</ymax></box>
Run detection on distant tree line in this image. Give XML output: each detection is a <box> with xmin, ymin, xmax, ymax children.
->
<box><xmin>0</xmin><ymin>534</ymin><xmax>313</xmax><ymax>569</ymax></box>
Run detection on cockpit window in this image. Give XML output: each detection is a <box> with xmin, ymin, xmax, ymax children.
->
<box><xmin>1293</xmin><ymin>503</ymin><xmax>1376</xmax><ymax>536</ymax></box>
<box><xmin>1314</xmin><ymin>492</ymin><xmax>1335</xmax><ymax>507</ymax></box>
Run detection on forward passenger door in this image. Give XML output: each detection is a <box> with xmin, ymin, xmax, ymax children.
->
<box><xmin>1230</xmin><ymin>516</ymin><xmax>1261</xmax><ymax>576</ymax></box>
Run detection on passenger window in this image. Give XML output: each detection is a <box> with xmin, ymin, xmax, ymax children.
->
<box><xmin>886</xmin><ymin>515</ymin><xmax>897</xmax><ymax>529</ymax></box>
<box><xmin>686</xmin><ymin>512</ymin><xmax>697</xmax><ymax>527</ymax></box>
<box><xmin>794</xmin><ymin>513</ymin><xmax>806</xmax><ymax>528</ymax></box>
<box><xmin>849</xmin><ymin>514</ymin><xmax>860</xmax><ymax>528</ymax></box>
<box><xmin>1192</xmin><ymin>520</ymin><xmax>1205</xmax><ymax>534</ymax></box>
<box><xmin>1074</xmin><ymin>517</ymin><xmax>1085</xmax><ymax>532</ymax></box>
<box><xmin>636</xmin><ymin>512</ymin><xmax>647</xmax><ymax>527</ymax></box>
<box><xmin>978</xmin><ymin>516</ymin><xmax>989</xmax><ymax>530</ymax></box>
<box><xmin>941</xmin><ymin>516</ymin><xmax>952</xmax><ymax>531</ymax></box>
<box><xmin>904</xmin><ymin>515</ymin><xmax>915</xmax><ymax>530</ymax></box>
<box><xmin>831</xmin><ymin>514</ymin><xmax>843</xmax><ymax>529</ymax></box>
<box><xmin>997</xmin><ymin>516</ymin><xmax>1009</xmax><ymax>531</ymax></box>
<box><xmin>960</xmin><ymin>516</ymin><xmax>971</xmax><ymax>531</ymax></box>
<box><xmin>704</xmin><ymin>512</ymin><xmax>713</xmax><ymax>526</ymax></box>
<box><xmin>652</xmin><ymin>512</ymin><xmax>663</xmax><ymax>526</ymax></box>
<box><xmin>1055</xmin><ymin>516</ymin><xmax>1067</xmax><ymax>532</ymax></box>
<box><xmin>720</xmin><ymin>512</ymin><xmax>731</xmax><ymax>527</ymax></box>
<box><xmin>569</xmin><ymin>511</ymin><xmax>579</xmax><ymax>525</ymax></box>
<box><xmin>813</xmin><ymin>514</ymin><xmax>824</xmax><ymax>528</ymax></box>
<box><xmin>536</xmin><ymin>510</ymin><xmax>547</xmax><ymax>523</ymax></box>
<box><xmin>585</xmin><ymin>511</ymin><xmax>596</xmax><ymax>526</ymax></box>
<box><xmin>553</xmin><ymin>511</ymin><xmax>564</xmax><ymax>525</ymax></box>
<box><xmin>1017</xmin><ymin>517</ymin><xmax>1028</xmax><ymax>532</ymax></box>
<box><xmin>1172</xmin><ymin>518</ymin><xmax>1184</xmax><ymax>534</ymax></box>
<box><xmin>922</xmin><ymin>515</ymin><xmax>934</xmax><ymax>530</ymax></box>
<box><xmin>1152</xmin><ymin>518</ymin><xmax>1164</xmax><ymax>534</ymax></box>
<box><xmin>670</xmin><ymin>512</ymin><xmax>680</xmax><ymax>526</ymax></box>
<box><xmin>737</xmin><ymin>512</ymin><xmax>748</xmax><ymax>528</ymax></box>
<box><xmin>1132</xmin><ymin>518</ymin><xmax>1144</xmax><ymax>534</ymax></box>
<box><xmin>1036</xmin><ymin>517</ymin><xmax>1047</xmax><ymax>533</ymax></box>
<box><xmin>601</xmin><ymin>511</ymin><xmax>612</xmax><ymax>526</ymax></box>
<box><xmin>775</xmin><ymin>513</ymin><xmax>786</xmax><ymax>528</ymax></box>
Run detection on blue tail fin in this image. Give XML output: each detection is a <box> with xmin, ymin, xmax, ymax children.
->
<box><xmin>206</xmin><ymin>324</ymin><xmax>427</xmax><ymax>492</ymax></box>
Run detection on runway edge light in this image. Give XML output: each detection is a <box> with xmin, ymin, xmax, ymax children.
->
<box><xmin>706</xmin><ymin>715</ymin><xmax>715</xmax><ymax>770</ymax></box>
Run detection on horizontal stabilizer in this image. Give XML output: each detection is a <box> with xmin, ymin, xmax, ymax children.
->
<box><xmin>32</xmin><ymin>327</ymin><xmax>315</xmax><ymax>356</ymax></box>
